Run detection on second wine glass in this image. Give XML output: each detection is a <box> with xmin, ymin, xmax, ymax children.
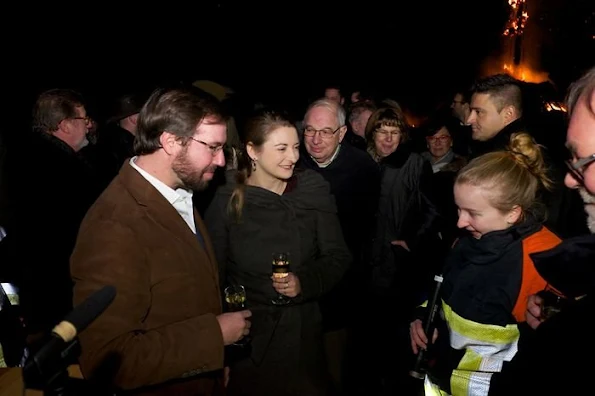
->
<box><xmin>224</xmin><ymin>284</ymin><xmax>251</xmax><ymax>346</ymax></box>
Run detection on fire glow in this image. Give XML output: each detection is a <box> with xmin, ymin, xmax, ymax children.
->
<box><xmin>545</xmin><ymin>102</ymin><xmax>567</xmax><ymax>113</ymax></box>
<box><xmin>498</xmin><ymin>0</ymin><xmax>550</xmax><ymax>84</ymax></box>
<box><xmin>502</xmin><ymin>63</ymin><xmax>549</xmax><ymax>83</ymax></box>
<box><xmin>503</xmin><ymin>0</ymin><xmax>529</xmax><ymax>37</ymax></box>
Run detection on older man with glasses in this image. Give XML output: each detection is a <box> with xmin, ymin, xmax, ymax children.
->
<box><xmin>298</xmin><ymin>98</ymin><xmax>381</xmax><ymax>395</ymax></box>
<box><xmin>302</xmin><ymin>99</ymin><xmax>347</xmax><ymax>167</ymax></box>
<box><xmin>0</xmin><ymin>89</ymin><xmax>104</xmax><ymax>347</ymax></box>
<box><xmin>565</xmin><ymin>153</ymin><xmax>595</xmax><ymax>227</ymax></box>
<box><xmin>487</xmin><ymin>66</ymin><xmax>595</xmax><ymax>395</ymax></box>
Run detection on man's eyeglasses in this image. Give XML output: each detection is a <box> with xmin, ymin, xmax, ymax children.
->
<box><xmin>303</xmin><ymin>126</ymin><xmax>342</xmax><ymax>139</ymax></box>
<box><xmin>71</xmin><ymin>116</ymin><xmax>91</xmax><ymax>123</ymax></box>
<box><xmin>189</xmin><ymin>137</ymin><xmax>224</xmax><ymax>156</ymax></box>
<box><xmin>565</xmin><ymin>153</ymin><xmax>595</xmax><ymax>184</ymax></box>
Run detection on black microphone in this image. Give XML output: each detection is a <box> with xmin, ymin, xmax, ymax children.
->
<box><xmin>410</xmin><ymin>274</ymin><xmax>443</xmax><ymax>380</ymax></box>
<box><xmin>23</xmin><ymin>285</ymin><xmax>117</xmax><ymax>390</ymax></box>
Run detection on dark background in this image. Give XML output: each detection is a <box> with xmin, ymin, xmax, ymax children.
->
<box><xmin>1</xmin><ymin>0</ymin><xmax>593</xmax><ymax>132</ymax></box>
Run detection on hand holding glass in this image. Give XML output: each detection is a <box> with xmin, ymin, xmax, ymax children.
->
<box><xmin>271</xmin><ymin>252</ymin><xmax>291</xmax><ymax>305</ymax></box>
<box><xmin>537</xmin><ymin>289</ymin><xmax>568</xmax><ymax>320</ymax></box>
<box><xmin>224</xmin><ymin>285</ymin><xmax>251</xmax><ymax>346</ymax></box>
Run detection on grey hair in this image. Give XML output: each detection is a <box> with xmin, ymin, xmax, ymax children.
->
<box><xmin>304</xmin><ymin>98</ymin><xmax>346</xmax><ymax>127</ymax></box>
<box><xmin>566</xmin><ymin>66</ymin><xmax>595</xmax><ymax>117</ymax></box>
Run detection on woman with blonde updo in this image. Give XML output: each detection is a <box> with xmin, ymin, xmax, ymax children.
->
<box><xmin>410</xmin><ymin>133</ymin><xmax>562</xmax><ymax>395</ymax></box>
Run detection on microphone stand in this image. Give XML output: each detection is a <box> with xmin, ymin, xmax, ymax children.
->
<box><xmin>23</xmin><ymin>338</ymin><xmax>115</xmax><ymax>396</ymax></box>
<box><xmin>43</xmin><ymin>369</ymin><xmax>75</xmax><ymax>396</ymax></box>
<box><xmin>22</xmin><ymin>285</ymin><xmax>117</xmax><ymax>395</ymax></box>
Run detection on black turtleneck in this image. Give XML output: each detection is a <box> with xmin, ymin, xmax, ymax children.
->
<box><xmin>442</xmin><ymin>220</ymin><xmax>543</xmax><ymax>327</ymax></box>
<box><xmin>469</xmin><ymin>118</ymin><xmax>527</xmax><ymax>160</ymax></box>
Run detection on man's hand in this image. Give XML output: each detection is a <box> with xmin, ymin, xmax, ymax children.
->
<box><xmin>216</xmin><ymin>310</ymin><xmax>252</xmax><ymax>345</ymax></box>
<box><xmin>526</xmin><ymin>294</ymin><xmax>544</xmax><ymax>330</ymax></box>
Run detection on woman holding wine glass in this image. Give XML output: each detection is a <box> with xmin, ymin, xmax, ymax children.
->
<box><xmin>205</xmin><ymin>108</ymin><xmax>351</xmax><ymax>396</ymax></box>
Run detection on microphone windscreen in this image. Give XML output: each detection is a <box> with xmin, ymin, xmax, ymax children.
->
<box><xmin>64</xmin><ymin>285</ymin><xmax>117</xmax><ymax>333</ymax></box>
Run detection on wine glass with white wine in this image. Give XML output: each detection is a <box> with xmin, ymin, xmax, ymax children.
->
<box><xmin>224</xmin><ymin>284</ymin><xmax>251</xmax><ymax>346</ymax></box>
<box><xmin>271</xmin><ymin>252</ymin><xmax>291</xmax><ymax>306</ymax></box>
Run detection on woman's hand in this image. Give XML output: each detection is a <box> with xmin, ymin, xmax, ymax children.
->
<box><xmin>410</xmin><ymin>319</ymin><xmax>438</xmax><ymax>354</ymax></box>
<box><xmin>271</xmin><ymin>272</ymin><xmax>301</xmax><ymax>298</ymax></box>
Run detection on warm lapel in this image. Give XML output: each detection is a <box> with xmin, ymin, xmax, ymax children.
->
<box><xmin>118</xmin><ymin>162</ymin><xmax>219</xmax><ymax>284</ymax></box>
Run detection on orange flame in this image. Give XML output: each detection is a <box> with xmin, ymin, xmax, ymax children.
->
<box><xmin>545</xmin><ymin>102</ymin><xmax>567</xmax><ymax>112</ymax></box>
<box><xmin>503</xmin><ymin>0</ymin><xmax>529</xmax><ymax>37</ymax></box>
<box><xmin>502</xmin><ymin>63</ymin><xmax>549</xmax><ymax>83</ymax></box>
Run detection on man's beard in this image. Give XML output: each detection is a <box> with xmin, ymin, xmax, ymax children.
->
<box><xmin>578</xmin><ymin>188</ymin><xmax>595</xmax><ymax>233</ymax></box>
<box><xmin>172</xmin><ymin>148</ymin><xmax>216</xmax><ymax>191</ymax></box>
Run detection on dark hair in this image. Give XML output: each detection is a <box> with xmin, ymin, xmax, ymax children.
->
<box><xmin>323</xmin><ymin>82</ymin><xmax>343</xmax><ymax>93</ymax></box>
<box><xmin>32</xmin><ymin>89</ymin><xmax>85</xmax><ymax>134</ymax></box>
<box><xmin>348</xmin><ymin>101</ymin><xmax>377</xmax><ymax>124</ymax></box>
<box><xmin>470</xmin><ymin>73</ymin><xmax>523</xmax><ymax>114</ymax></box>
<box><xmin>229</xmin><ymin>109</ymin><xmax>296</xmax><ymax>221</ymax></box>
<box><xmin>452</xmin><ymin>81</ymin><xmax>473</xmax><ymax>104</ymax></box>
<box><xmin>134</xmin><ymin>87</ymin><xmax>226</xmax><ymax>155</ymax></box>
<box><xmin>423</xmin><ymin>111</ymin><xmax>453</xmax><ymax>137</ymax></box>
<box><xmin>107</xmin><ymin>92</ymin><xmax>147</xmax><ymax>124</ymax></box>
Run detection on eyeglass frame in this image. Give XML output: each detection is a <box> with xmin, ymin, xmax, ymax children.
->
<box><xmin>69</xmin><ymin>116</ymin><xmax>92</xmax><ymax>123</ymax></box>
<box><xmin>375</xmin><ymin>128</ymin><xmax>401</xmax><ymax>138</ymax></box>
<box><xmin>303</xmin><ymin>125</ymin><xmax>343</xmax><ymax>139</ymax></box>
<box><xmin>566</xmin><ymin>153</ymin><xmax>595</xmax><ymax>184</ymax></box>
<box><xmin>189</xmin><ymin>136</ymin><xmax>224</xmax><ymax>156</ymax></box>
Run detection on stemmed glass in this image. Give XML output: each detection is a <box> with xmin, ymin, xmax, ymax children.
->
<box><xmin>271</xmin><ymin>252</ymin><xmax>291</xmax><ymax>306</ymax></box>
<box><xmin>224</xmin><ymin>284</ymin><xmax>251</xmax><ymax>346</ymax></box>
<box><xmin>537</xmin><ymin>289</ymin><xmax>568</xmax><ymax>320</ymax></box>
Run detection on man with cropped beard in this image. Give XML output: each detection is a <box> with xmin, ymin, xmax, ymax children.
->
<box><xmin>70</xmin><ymin>88</ymin><xmax>251</xmax><ymax>395</ymax></box>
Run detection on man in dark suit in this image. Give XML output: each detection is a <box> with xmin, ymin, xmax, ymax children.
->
<box><xmin>70</xmin><ymin>88</ymin><xmax>251</xmax><ymax>395</ymax></box>
<box><xmin>298</xmin><ymin>98</ymin><xmax>381</xmax><ymax>395</ymax></box>
<box><xmin>0</xmin><ymin>89</ymin><xmax>104</xmax><ymax>339</ymax></box>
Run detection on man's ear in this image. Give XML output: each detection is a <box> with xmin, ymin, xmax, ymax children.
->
<box><xmin>56</xmin><ymin>119</ymin><xmax>70</xmax><ymax>135</ymax></box>
<box><xmin>338</xmin><ymin>125</ymin><xmax>348</xmax><ymax>143</ymax></box>
<box><xmin>160</xmin><ymin>131</ymin><xmax>179</xmax><ymax>155</ymax></box>
<box><xmin>130</xmin><ymin>114</ymin><xmax>139</xmax><ymax>125</ymax></box>
<box><xmin>503</xmin><ymin>105</ymin><xmax>518</xmax><ymax>123</ymax></box>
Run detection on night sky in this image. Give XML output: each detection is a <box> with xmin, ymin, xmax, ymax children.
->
<box><xmin>1</xmin><ymin>0</ymin><xmax>593</xmax><ymax>132</ymax></box>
